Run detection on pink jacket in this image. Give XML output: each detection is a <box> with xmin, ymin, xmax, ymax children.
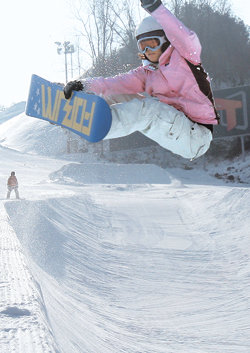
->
<box><xmin>84</xmin><ymin>5</ymin><xmax>218</xmax><ymax>126</ymax></box>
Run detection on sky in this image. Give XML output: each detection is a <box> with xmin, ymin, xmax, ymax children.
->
<box><xmin>0</xmin><ymin>0</ymin><xmax>250</xmax><ymax>107</ymax></box>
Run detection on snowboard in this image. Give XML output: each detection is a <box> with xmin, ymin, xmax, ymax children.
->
<box><xmin>25</xmin><ymin>74</ymin><xmax>112</xmax><ymax>142</ymax></box>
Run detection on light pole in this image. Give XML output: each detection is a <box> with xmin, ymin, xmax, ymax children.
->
<box><xmin>55</xmin><ymin>41</ymin><xmax>75</xmax><ymax>83</ymax></box>
<box><xmin>54</xmin><ymin>41</ymin><xmax>76</xmax><ymax>153</ymax></box>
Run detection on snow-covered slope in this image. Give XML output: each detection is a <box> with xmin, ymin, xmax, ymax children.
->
<box><xmin>0</xmin><ymin>113</ymin><xmax>68</xmax><ymax>155</ymax></box>
<box><xmin>0</xmin><ymin>102</ymin><xmax>26</xmax><ymax>124</ymax></box>
<box><xmin>0</xmin><ymin>105</ymin><xmax>250</xmax><ymax>353</ymax></box>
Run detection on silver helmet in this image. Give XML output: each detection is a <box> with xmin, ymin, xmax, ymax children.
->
<box><xmin>135</xmin><ymin>16</ymin><xmax>165</xmax><ymax>41</ymax></box>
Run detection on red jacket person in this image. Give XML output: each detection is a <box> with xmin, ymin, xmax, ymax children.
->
<box><xmin>7</xmin><ymin>171</ymin><xmax>20</xmax><ymax>199</ymax></box>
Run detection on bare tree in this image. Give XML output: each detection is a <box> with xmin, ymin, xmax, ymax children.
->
<box><xmin>166</xmin><ymin>0</ymin><xmax>232</xmax><ymax>16</ymax></box>
<box><xmin>166</xmin><ymin>0</ymin><xmax>185</xmax><ymax>16</ymax></box>
<box><xmin>71</xmin><ymin>0</ymin><xmax>139</xmax><ymax>75</ymax></box>
<box><xmin>213</xmin><ymin>0</ymin><xmax>231</xmax><ymax>15</ymax></box>
<box><xmin>111</xmin><ymin>0</ymin><xmax>137</xmax><ymax>46</ymax></box>
<box><xmin>72</xmin><ymin>0</ymin><xmax>115</xmax><ymax>67</ymax></box>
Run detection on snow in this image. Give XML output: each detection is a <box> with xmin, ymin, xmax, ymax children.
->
<box><xmin>0</xmin><ymin>102</ymin><xmax>26</xmax><ymax>124</ymax></box>
<box><xmin>0</xmin><ymin>104</ymin><xmax>250</xmax><ymax>353</ymax></box>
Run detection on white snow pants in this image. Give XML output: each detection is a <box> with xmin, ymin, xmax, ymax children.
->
<box><xmin>103</xmin><ymin>94</ymin><xmax>212</xmax><ymax>159</ymax></box>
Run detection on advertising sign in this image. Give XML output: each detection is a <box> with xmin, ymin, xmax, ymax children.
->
<box><xmin>214</xmin><ymin>86</ymin><xmax>250</xmax><ymax>138</ymax></box>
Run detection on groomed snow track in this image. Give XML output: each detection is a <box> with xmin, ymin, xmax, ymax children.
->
<box><xmin>2</xmin><ymin>185</ymin><xmax>250</xmax><ymax>353</ymax></box>
<box><xmin>0</xmin><ymin>203</ymin><xmax>59</xmax><ymax>353</ymax></box>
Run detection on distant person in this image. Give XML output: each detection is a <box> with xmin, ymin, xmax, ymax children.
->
<box><xmin>7</xmin><ymin>171</ymin><xmax>20</xmax><ymax>199</ymax></box>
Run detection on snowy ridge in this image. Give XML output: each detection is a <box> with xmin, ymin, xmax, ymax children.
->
<box><xmin>49</xmin><ymin>162</ymin><xmax>172</xmax><ymax>184</ymax></box>
<box><xmin>0</xmin><ymin>113</ymin><xmax>67</xmax><ymax>155</ymax></box>
<box><xmin>0</xmin><ymin>102</ymin><xmax>26</xmax><ymax>124</ymax></box>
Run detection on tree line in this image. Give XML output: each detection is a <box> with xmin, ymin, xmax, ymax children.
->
<box><xmin>71</xmin><ymin>0</ymin><xmax>250</xmax><ymax>88</ymax></box>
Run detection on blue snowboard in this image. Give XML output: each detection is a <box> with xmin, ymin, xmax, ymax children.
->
<box><xmin>25</xmin><ymin>74</ymin><xmax>112</xmax><ymax>142</ymax></box>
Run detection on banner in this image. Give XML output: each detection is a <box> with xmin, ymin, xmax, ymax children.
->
<box><xmin>214</xmin><ymin>86</ymin><xmax>250</xmax><ymax>138</ymax></box>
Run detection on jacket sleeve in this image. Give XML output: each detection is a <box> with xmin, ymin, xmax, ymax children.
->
<box><xmin>82</xmin><ymin>67</ymin><xmax>146</xmax><ymax>96</ymax></box>
<box><xmin>152</xmin><ymin>4</ymin><xmax>202</xmax><ymax>64</ymax></box>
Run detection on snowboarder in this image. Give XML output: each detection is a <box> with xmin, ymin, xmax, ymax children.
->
<box><xmin>63</xmin><ymin>0</ymin><xmax>219</xmax><ymax>159</ymax></box>
<box><xmin>7</xmin><ymin>171</ymin><xmax>20</xmax><ymax>199</ymax></box>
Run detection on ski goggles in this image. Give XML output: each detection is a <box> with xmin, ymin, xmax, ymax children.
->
<box><xmin>137</xmin><ymin>36</ymin><xmax>166</xmax><ymax>54</ymax></box>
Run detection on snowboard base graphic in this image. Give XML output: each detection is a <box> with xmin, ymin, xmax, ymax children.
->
<box><xmin>25</xmin><ymin>75</ymin><xmax>112</xmax><ymax>142</ymax></box>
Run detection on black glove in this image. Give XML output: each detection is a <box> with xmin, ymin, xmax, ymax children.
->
<box><xmin>140</xmin><ymin>0</ymin><xmax>162</xmax><ymax>13</ymax></box>
<box><xmin>63</xmin><ymin>80</ymin><xmax>84</xmax><ymax>99</ymax></box>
